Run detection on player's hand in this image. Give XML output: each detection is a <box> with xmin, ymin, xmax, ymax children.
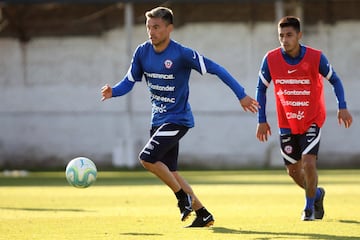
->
<box><xmin>101</xmin><ymin>84</ymin><xmax>112</xmax><ymax>101</ymax></box>
<box><xmin>239</xmin><ymin>95</ymin><xmax>260</xmax><ymax>113</ymax></box>
<box><xmin>337</xmin><ymin>109</ymin><xmax>353</xmax><ymax>128</ymax></box>
<box><xmin>256</xmin><ymin>122</ymin><xmax>271</xmax><ymax>142</ymax></box>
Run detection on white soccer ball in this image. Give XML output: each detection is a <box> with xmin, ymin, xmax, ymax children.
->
<box><xmin>65</xmin><ymin>157</ymin><xmax>97</xmax><ymax>188</ymax></box>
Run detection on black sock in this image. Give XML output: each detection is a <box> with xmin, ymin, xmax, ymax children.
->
<box><xmin>195</xmin><ymin>207</ymin><xmax>209</xmax><ymax>216</ymax></box>
<box><xmin>175</xmin><ymin>189</ymin><xmax>187</xmax><ymax>200</ymax></box>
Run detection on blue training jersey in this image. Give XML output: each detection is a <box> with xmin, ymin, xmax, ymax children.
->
<box><xmin>112</xmin><ymin>39</ymin><xmax>247</xmax><ymax>128</ymax></box>
<box><xmin>256</xmin><ymin>45</ymin><xmax>347</xmax><ymax>134</ymax></box>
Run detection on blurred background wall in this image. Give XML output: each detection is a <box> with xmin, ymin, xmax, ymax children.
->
<box><xmin>0</xmin><ymin>0</ymin><xmax>359</xmax><ymax>169</ymax></box>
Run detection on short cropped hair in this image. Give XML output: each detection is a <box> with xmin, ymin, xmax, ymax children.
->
<box><xmin>278</xmin><ymin>16</ymin><xmax>301</xmax><ymax>32</ymax></box>
<box><xmin>145</xmin><ymin>7</ymin><xmax>174</xmax><ymax>25</ymax></box>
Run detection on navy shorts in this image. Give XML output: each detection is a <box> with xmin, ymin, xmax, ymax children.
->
<box><xmin>280</xmin><ymin>124</ymin><xmax>321</xmax><ymax>165</ymax></box>
<box><xmin>139</xmin><ymin>123</ymin><xmax>189</xmax><ymax>171</ymax></box>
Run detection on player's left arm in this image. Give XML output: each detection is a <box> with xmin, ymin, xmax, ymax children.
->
<box><xmin>319</xmin><ymin>53</ymin><xmax>353</xmax><ymax>128</ymax></box>
<box><xmin>205</xmin><ymin>57</ymin><xmax>260</xmax><ymax>113</ymax></box>
<box><xmin>183</xmin><ymin>49</ymin><xmax>258</xmax><ymax>113</ymax></box>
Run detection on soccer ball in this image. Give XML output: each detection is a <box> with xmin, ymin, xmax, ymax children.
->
<box><xmin>65</xmin><ymin>157</ymin><xmax>97</xmax><ymax>188</ymax></box>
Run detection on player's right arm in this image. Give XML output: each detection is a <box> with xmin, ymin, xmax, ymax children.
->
<box><xmin>256</xmin><ymin>55</ymin><xmax>272</xmax><ymax>142</ymax></box>
<box><xmin>101</xmin><ymin>78</ymin><xmax>135</xmax><ymax>101</ymax></box>
<box><xmin>101</xmin><ymin>45</ymin><xmax>144</xmax><ymax>101</ymax></box>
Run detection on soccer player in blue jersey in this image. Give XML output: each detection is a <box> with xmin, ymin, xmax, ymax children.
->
<box><xmin>255</xmin><ymin>16</ymin><xmax>353</xmax><ymax>221</ymax></box>
<box><xmin>101</xmin><ymin>7</ymin><xmax>259</xmax><ymax>227</ymax></box>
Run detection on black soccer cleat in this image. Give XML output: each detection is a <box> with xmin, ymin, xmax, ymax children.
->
<box><xmin>186</xmin><ymin>213</ymin><xmax>214</xmax><ymax>227</ymax></box>
<box><xmin>314</xmin><ymin>187</ymin><xmax>325</xmax><ymax>219</ymax></box>
<box><xmin>301</xmin><ymin>209</ymin><xmax>315</xmax><ymax>221</ymax></box>
<box><xmin>178</xmin><ymin>194</ymin><xmax>193</xmax><ymax>221</ymax></box>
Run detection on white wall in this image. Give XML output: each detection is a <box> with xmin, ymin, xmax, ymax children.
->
<box><xmin>1</xmin><ymin>21</ymin><xmax>359</xmax><ymax>169</ymax></box>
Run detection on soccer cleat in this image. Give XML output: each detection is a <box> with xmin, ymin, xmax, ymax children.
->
<box><xmin>186</xmin><ymin>213</ymin><xmax>215</xmax><ymax>228</ymax></box>
<box><xmin>301</xmin><ymin>209</ymin><xmax>315</xmax><ymax>221</ymax></box>
<box><xmin>178</xmin><ymin>194</ymin><xmax>193</xmax><ymax>221</ymax></box>
<box><xmin>314</xmin><ymin>187</ymin><xmax>325</xmax><ymax>219</ymax></box>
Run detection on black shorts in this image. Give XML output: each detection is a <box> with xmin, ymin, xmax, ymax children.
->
<box><xmin>280</xmin><ymin>124</ymin><xmax>321</xmax><ymax>165</ymax></box>
<box><xmin>139</xmin><ymin>123</ymin><xmax>189</xmax><ymax>171</ymax></box>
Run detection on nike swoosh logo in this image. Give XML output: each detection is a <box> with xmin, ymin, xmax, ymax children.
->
<box><xmin>288</xmin><ymin>69</ymin><xmax>297</xmax><ymax>74</ymax></box>
<box><xmin>307</xmin><ymin>137</ymin><xmax>315</xmax><ymax>142</ymax></box>
<box><xmin>192</xmin><ymin>51</ymin><xmax>197</xmax><ymax>59</ymax></box>
<box><xmin>203</xmin><ymin>215</ymin><xmax>212</xmax><ymax>222</ymax></box>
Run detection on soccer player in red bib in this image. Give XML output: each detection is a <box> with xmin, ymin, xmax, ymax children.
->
<box><xmin>255</xmin><ymin>16</ymin><xmax>353</xmax><ymax>221</ymax></box>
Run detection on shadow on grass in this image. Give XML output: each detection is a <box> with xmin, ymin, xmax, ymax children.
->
<box><xmin>0</xmin><ymin>207</ymin><xmax>95</xmax><ymax>212</ymax></box>
<box><xmin>0</xmin><ymin>176</ymin><xmax>295</xmax><ymax>187</ymax></box>
<box><xmin>211</xmin><ymin>227</ymin><xmax>359</xmax><ymax>239</ymax></box>
<box><xmin>120</xmin><ymin>232</ymin><xmax>163</xmax><ymax>236</ymax></box>
<box><xmin>339</xmin><ymin>219</ymin><xmax>360</xmax><ymax>225</ymax></box>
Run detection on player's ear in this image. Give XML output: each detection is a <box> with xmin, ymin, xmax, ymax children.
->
<box><xmin>167</xmin><ymin>23</ymin><xmax>174</xmax><ymax>33</ymax></box>
<box><xmin>298</xmin><ymin>31</ymin><xmax>303</xmax><ymax>40</ymax></box>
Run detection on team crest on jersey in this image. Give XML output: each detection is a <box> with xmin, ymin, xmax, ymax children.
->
<box><xmin>164</xmin><ymin>59</ymin><xmax>173</xmax><ymax>69</ymax></box>
<box><xmin>284</xmin><ymin>145</ymin><xmax>293</xmax><ymax>154</ymax></box>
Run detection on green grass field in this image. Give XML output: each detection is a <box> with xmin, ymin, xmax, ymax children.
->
<box><xmin>1</xmin><ymin>170</ymin><xmax>359</xmax><ymax>240</ymax></box>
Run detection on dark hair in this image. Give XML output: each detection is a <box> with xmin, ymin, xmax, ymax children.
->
<box><xmin>278</xmin><ymin>16</ymin><xmax>301</xmax><ymax>32</ymax></box>
<box><xmin>145</xmin><ymin>7</ymin><xmax>174</xmax><ymax>25</ymax></box>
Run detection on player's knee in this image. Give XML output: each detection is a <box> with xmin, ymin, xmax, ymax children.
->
<box><xmin>140</xmin><ymin>159</ymin><xmax>150</xmax><ymax>170</ymax></box>
<box><xmin>287</xmin><ymin>166</ymin><xmax>299</xmax><ymax>179</ymax></box>
<box><xmin>302</xmin><ymin>155</ymin><xmax>317</xmax><ymax>170</ymax></box>
<box><xmin>302</xmin><ymin>162</ymin><xmax>316</xmax><ymax>175</ymax></box>
<box><xmin>138</xmin><ymin>156</ymin><xmax>154</xmax><ymax>171</ymax></box>
<box><xmin>287</xmin><ymin>168</ymin><xmax>295</xmax><ymax>178</ymax></box>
